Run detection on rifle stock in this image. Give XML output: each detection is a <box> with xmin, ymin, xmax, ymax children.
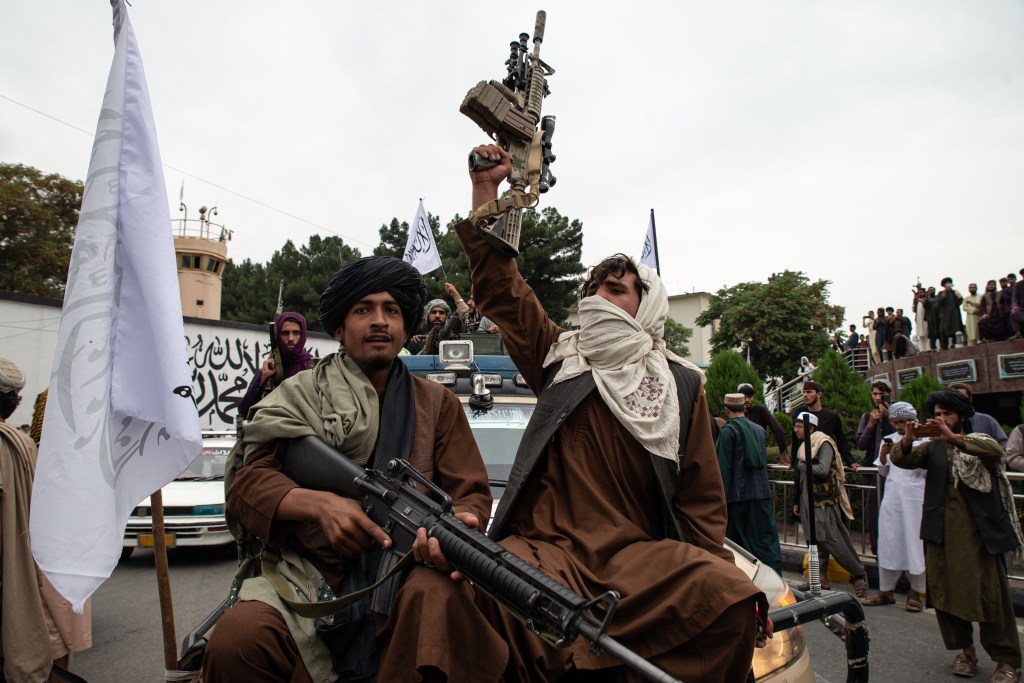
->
<box><xmin>282</xmin><ymin>436</ymin><xmax>682</xmax><ymax>683</ymax></box>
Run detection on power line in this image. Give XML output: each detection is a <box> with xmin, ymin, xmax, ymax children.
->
<box><xmin>0</xmin><ymin>92</ymin><xmax>375</xmax><ymax>250</ymax></box>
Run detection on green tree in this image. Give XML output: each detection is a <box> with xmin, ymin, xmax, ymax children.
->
<box><xmin>375</xmin><ymin>207</ymin><xmax>585</xmax><ymax>328</ymax></box>
<box><xmin>516</xmin><ymin>207</ymin><xmax>585</xmax><ymax>326</ymax></box>
<box><xmin>704</xmin><ymin>350</ymin><xmax>763</xmax><ymax>419</ymax></box>
<box><xmin>0</xmin><ymin>163</ymin><xmax>83</xmax><ymax>298</ymax></box>
<box><xmin>814</xmin><ymin>349</ymin><xmax>872</xmax><ymax>447</ymax></box>
<box><xmin>221</xmin><ymin>235</ymin><xmax>361</xmax><ymax>331</ymax></box>
<box><xmin>695</xmin><ymin>270</ymin><xmax>845</xmax><ymax>381</ymax></box>
<box><xmin>897</xmin><ymin>372</ymin><xmax>944</xmax><ymax>418</ymax></box>
<box><xmin>664</xmin><ymin>317</ymin><xmax>692</xmax><ymax>359</ymax></box>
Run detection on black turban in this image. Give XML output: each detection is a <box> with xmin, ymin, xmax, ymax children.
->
<box><xmin>319</xmin><ymin>256</ymin><xmax>428</xmax><ymax>339</ymax></box>
<box><xmin>926</xmin><ymin>389</ymin><xmax>975</xmax><ymax>420</ymax></box>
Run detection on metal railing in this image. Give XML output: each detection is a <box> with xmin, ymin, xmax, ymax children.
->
<box><xmin>769</xmin><ymin>465</ymin><xmax>1024</xmax><ymax>581</ymax></box>
<box><xmin>765</xmin><ymin>349</ymin><xmax>873</xmax><ymax>414</ymax></box>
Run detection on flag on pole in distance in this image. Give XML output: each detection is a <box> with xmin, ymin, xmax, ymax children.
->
<box><xmin>640</xmin><ymin>209</ymin><xmax>660</xmax><ymax>274</ymax></box>
<box><xmin>402</xmin><ymin>199</ymin><xmax>443</xmax><ymax>275</ymax></box>
<box><xmin>30</xmin><ymin>0</ymin><xmax>202</xmax><ymax>611</ymax></box>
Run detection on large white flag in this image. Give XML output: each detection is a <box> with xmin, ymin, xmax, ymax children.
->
<box><xmin>402</xmin><ymin>199</ymin><xmax>442</xmax><ymax>275</ymax></box>
<box><xmin>31</xmin><ymin>0</ymin><xmax>202</xmax><ymax>610</ymax></box>
<box><xmin>640</xmin><ymin>208</ymin><xmax>660</xmax><ymax>273</ymax></box>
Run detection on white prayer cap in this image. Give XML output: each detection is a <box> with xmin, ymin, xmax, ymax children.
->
<box><xmin>0</xmin><ymin>358</ymin><xmax>26</xmax><ymax>394</ymax></box>
<box><xmin>795</xmin><ymin>412</ymin><xmax>818</xmax><ymax>427</ymax></box>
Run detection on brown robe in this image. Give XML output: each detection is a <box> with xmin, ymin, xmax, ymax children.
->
<box><xmin>450</xmin><ymin>221</ymin><xmax>761</xmax><ymax>681</ymax></box>
<box><xmin>0</xmin><ymin>422</ymin><xmax>52</xmax><ymax>682</ymax></box>
<box><xmin>204</xmin><ymin>372</ymin><xmax>495</xmax><ymax>683</ymax></box>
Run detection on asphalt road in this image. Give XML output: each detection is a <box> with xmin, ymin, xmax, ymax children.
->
<box><xmin>72</xmin><ymin>550</ymin><xmax>1024</xmax><ymax>683</ymax></box>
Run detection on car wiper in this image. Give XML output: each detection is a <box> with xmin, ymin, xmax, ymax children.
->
<box><xmin>176</xmin><ymin>475</ymin><xmax>224</xmax><ymax>481</ymax></box>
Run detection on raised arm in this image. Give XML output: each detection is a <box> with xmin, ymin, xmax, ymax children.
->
<box><xmin>456</xmin><ymin>144</ymin><xmax>563</xmax><ymax>392</ymax></box>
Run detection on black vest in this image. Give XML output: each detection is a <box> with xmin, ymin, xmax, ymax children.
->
<box><xmin>487</xmin><ymin>362</ymin><xmax>702</xmax><ymax>542</ymax></box>
<box><xmin>920</xmin><ymin>439</ymin><xmax>1018</xmax><ymax>555</ymax></box>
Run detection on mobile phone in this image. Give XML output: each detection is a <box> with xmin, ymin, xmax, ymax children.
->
<box><xmin>883</xmin><ymin>433</ymin><xmax>898</xmax><ymax>443</ymax></box>
<box><xmin>914</xmin><ymin>423</ymin><xmax>941</xmax><ymax>438</ymax></box>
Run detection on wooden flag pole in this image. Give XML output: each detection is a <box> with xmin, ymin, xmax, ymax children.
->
<box><xmin>150</xmin><ymin>489</ymin><xmax>179</xmax><ymax>672</ymax></box>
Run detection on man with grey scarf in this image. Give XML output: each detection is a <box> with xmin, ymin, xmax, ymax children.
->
<box><xmin>203</xmin><ymin>256</ymin><xmax>494</xmax><ymax>683</ymax></box>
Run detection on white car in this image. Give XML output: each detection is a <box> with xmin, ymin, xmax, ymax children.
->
<box><xmin>456</xmin><ymin>390</ymin><xmax>815</xmax><ymax>682</ymax></box>
<box><xmin>121</xmin><ymin>431</ymin><xmax>234</xmax><ymax>559</ymax></box>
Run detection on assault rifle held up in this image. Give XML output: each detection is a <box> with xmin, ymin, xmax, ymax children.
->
<box><xmin>460</xmin><ymin>10</ymin><xmax>557</xmax><ymax>256</ymax></box>
<box><xmin>265</xmin><ymin>280</ymin><xmax>286</xmax><ymax>388</ymax></box>
<box><xmin>282</xmin><ymin>436</ymin><xmax>682</xmax><ymax>683</ymax></box>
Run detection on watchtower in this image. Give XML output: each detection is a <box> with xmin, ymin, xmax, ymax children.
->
<box><xmin>173</xmin><ymin>203</ymin><xmax>232</xmax><ymax>320</ymax></box>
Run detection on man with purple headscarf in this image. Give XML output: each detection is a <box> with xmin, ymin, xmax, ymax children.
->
<box><xmin>236</xmin><ymin>312</ymin><xmax>314</xmax><ymax>419</ymax></box>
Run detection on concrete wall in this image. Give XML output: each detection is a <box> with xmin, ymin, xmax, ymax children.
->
<box><xmin>0</xmin><ymin>291</ymin><xmax>338</xmax><ymax>432</ymax></box>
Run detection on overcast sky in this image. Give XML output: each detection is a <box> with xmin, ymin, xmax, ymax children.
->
<box><xmin>3</xmin><ymin>1</ymin><xmax>1023</xmax><ymax>335</ymax></box>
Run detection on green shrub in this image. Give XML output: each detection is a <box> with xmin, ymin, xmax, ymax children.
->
<box><xmin>815</xmin><ymin>349</ymin><xmax>872</xmax><ymax>446</ymax></box>
<box><xmin>704</xmin><ymin>350</ymin><xmax>763</xmax><ymax>419</ymax></box>
<box><xmin>897</xmin><ymin>372</ymin><xmax>944</xmax><ymax>417</ymax></box>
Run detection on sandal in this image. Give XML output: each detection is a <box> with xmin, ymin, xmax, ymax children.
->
<box><xmin>861</xmin><ymin>592</ymin><xmax>895</xmax><ymax>606</ymax></box>
<box><xmin>953</xmin><ymin>652</ymin><xmax>978</xmax><ymax>678</ymax></box>
<box><xmin>905</xmin><ymin>591</ymin><xmax>923</xmax><ymax>612</ymax></box>
<box><xmin>991</xmin><ymin>664</ymin><xmax>1022</xmax><ymax>682</ymax></box>
<box><xmin>852</xmin><ymin>578</ymin><xmax>868</xmax><ymax>598</ymax></box>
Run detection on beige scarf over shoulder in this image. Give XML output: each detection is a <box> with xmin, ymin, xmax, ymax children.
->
<box><xmin>243</xmin><ymin>350</ymin><xmax>379</xmax><ymax>465</ymax></box>
<box><xmin>543</xmin><ymin>261</ymin><xmax>705</xmax><ymax>463</ymax></box>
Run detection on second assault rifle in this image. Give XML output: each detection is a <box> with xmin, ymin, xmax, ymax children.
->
<box><xmin>460</xmin><ymin>10</ymin><xmax>557</xmax><ymax>256</ymax></box>
<box><xmin>282</xmin><ymin>436</ymin><xmax>683</xmax><ymax>683</ymax></box>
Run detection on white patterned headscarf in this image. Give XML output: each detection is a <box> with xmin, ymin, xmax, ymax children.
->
<box><xmin>542</xmin><ymin>260</ymin><xmax>705</xmax><ymax>463</ymax></box>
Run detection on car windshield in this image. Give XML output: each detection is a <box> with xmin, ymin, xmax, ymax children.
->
<box><xmin>462</xmin><ymin>402</ymin><xmax>534</xmax><ymax>486</ymax></box>
<box><xmin>177</xmin><ymin>442</ymin><xmax>231</xmax><ymax>480</ymax></box>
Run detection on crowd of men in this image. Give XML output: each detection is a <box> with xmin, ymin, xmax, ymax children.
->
<box><xmin>854</xmin><ymin>269</ymin><xmax>1024</xmax><ymax>364</ymax></box>
<box><xmin>199</xmin><ymin>143</ymin><xmax>771</xmax><ymax>683</ymax></box>
<box><xmin>714</xmin><ymin>371</ymin><xmax>1024</xmax><ymax>682</ymax></box>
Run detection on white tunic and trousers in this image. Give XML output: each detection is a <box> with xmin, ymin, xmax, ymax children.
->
<box><xmin>873</xmin><ymin>434</ymin><xmax>927</xmax><ymax>593</ymax></box>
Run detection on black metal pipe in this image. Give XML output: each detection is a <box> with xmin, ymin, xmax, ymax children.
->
<box><xmin>771</xmin><ymin>588</ymin><xmax>869</xmax><ymax>683</ymax></box>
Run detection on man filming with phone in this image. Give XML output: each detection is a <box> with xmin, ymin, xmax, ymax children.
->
<box><xmin>890</xmin><ymin>390</ymin><xmax>1023</xmax><ymax>682</ymax></box>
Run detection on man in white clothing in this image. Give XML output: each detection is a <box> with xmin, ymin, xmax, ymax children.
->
<box><xmin>860</xmin><ymin>402</ymin><xmax>927</xmax><ymax>611</ymax></box>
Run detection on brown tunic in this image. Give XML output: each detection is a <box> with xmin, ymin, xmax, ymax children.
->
<box><xmin>890</xmin><ymin>435</ymin><xmax>1014</xmax><ymax>622</ymax></box>
<box><xmin>455</xmin><ymin>221</ymin><xmax>760</xmax><ymax>680</ymax></box>
<box><xmin>205</xmin><ymin>371</ymin><xmax>496</xmax><ymax>683</ymax></box>
<box><xmin>228</xmin><ymin>374</ymin><xmax>492</xmax><ymax>591</ymax></box>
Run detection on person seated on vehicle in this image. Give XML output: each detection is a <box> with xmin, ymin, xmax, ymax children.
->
<box><xmin>445</xmin><ymin>282</ymin><xmax>501</xmax><ymax>337</ymax></box>
<box><xmin>236</xmin><ymin>311</ymin><xmax>314</xmax><ymax>419</ymax></box>
<box><xmin>202</xmin><ymin>257</ymin><xmax>494</xmax><ymax>683</ymax></box>
<box><xmin>405</xmin><ymin>298</ymin><xmax>462</xmax><ymax>355</ymax></box>
<box><xmin>446</xmin><ymin>143</ymin><xmax>768</xmax><ymax>683</ymax></box>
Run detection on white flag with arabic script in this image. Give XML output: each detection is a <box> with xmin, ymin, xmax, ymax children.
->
<box><xmin>31</xmin><ymin>0</ymin><xmax>202</xmax><ymax>611</ymax></box>
<box><xmin>402</xmin><ymin>199</ymin><xmax>442</xmax><ymax>275</ymax></box>
<box><xmin>640</xmin><ymin>210</ymin><xmax>659</xmax><ymax>271</ymax></box>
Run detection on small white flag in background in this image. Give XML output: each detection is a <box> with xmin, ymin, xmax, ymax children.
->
<box><xmin>640</xmin><ymin>208</ymin><xmax>660</xmax><ymax>274</ymax></box>
<box><xmin>31</xmin><ymin>0</ymin><xmax>202</xmax><ymax>611</ymax></box>
<box><xmin>402</xmin><ymin>199</ymin><xmax>442</xmax><ymax>275</ymax></box>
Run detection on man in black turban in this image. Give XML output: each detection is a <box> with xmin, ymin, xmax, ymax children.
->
<box><xmin>318</xmin><ymin>255</ymin><xmax>428</xmax><ymax>341</ymax></box>
<box><xmin>204</xmin><ymin>256</ymin><xmax>497</xmax><ymax>682</ymax></box>
<box><xmin>891</xmin><ymin>389</ymin><xmax>1023</xmax><ymax>681</ymax></box>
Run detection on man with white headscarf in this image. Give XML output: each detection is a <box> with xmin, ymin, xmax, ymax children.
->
<box><xmin>860</xmin><ymin>401</ymin><xmax>927</xmax><ymax>611</ymax></box>
<box><xmin>456</xmin><ymin>144</ymin><xmax>765</xmax><ymax>683</ymax></box>
<box><xmin>792</xmin><ymin>411</ymin><xmax>868</xmax><ymax>596</ymax></box>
